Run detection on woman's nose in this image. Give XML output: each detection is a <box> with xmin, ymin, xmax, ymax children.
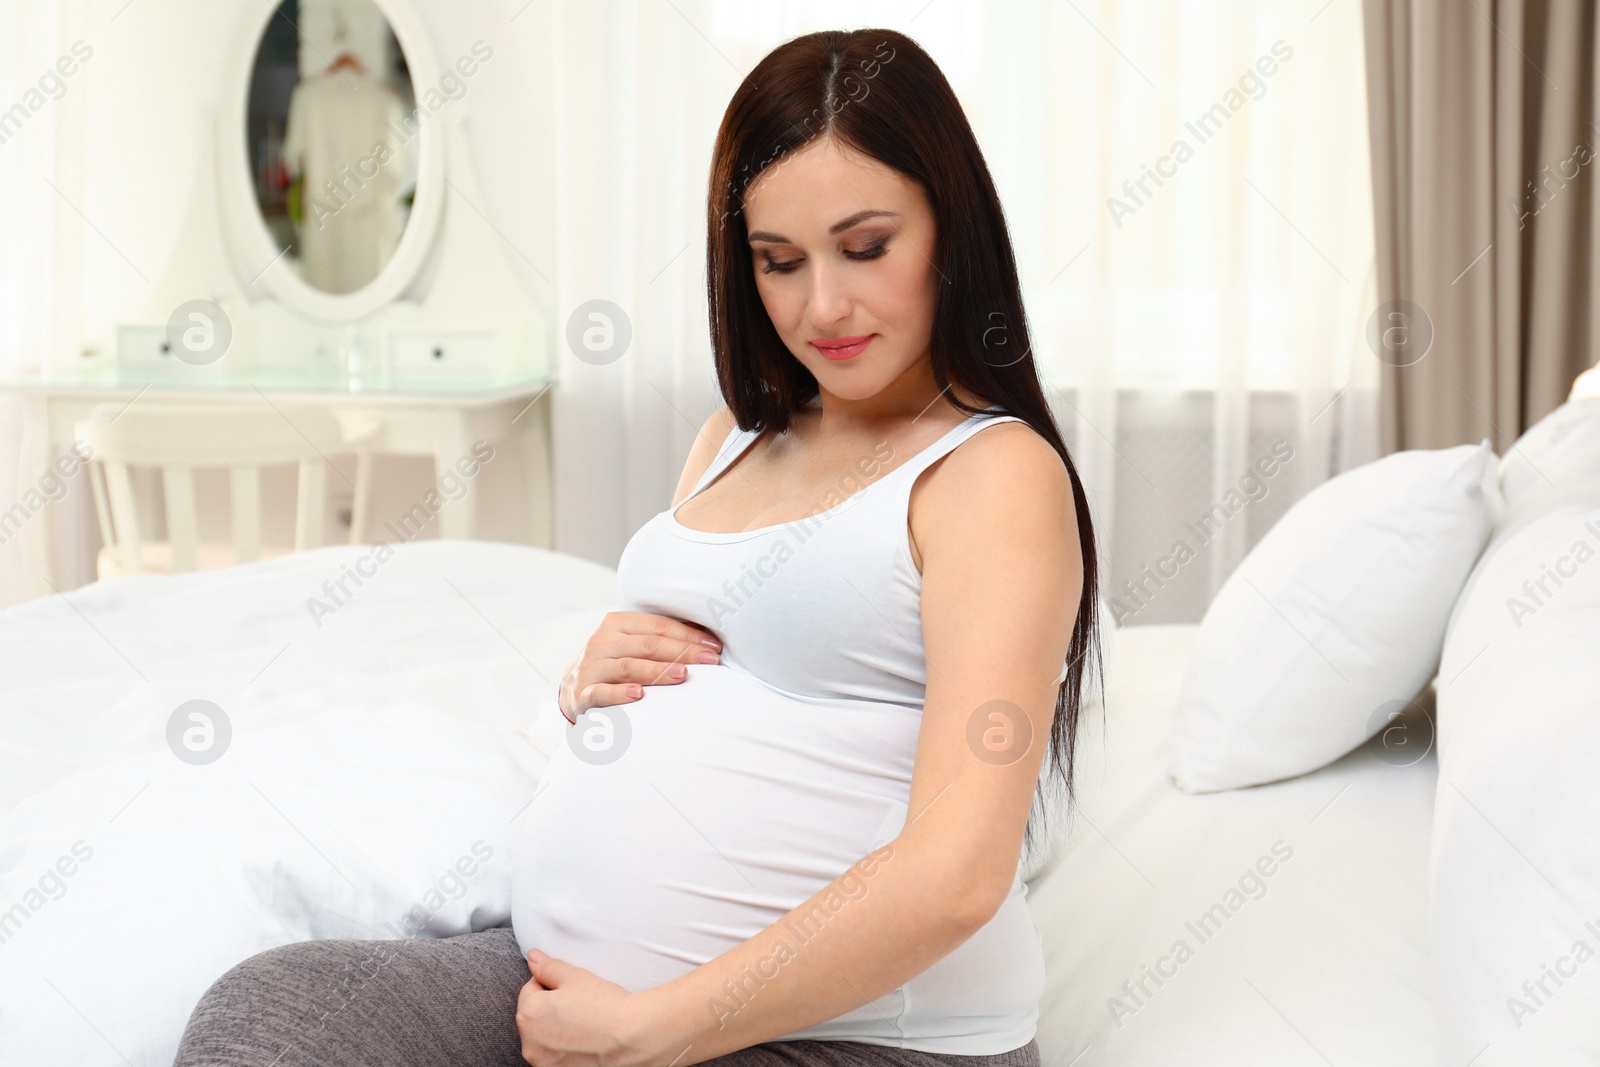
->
<box><xmin>807</xmin><ymin>262</ymin><xmax>852</xmax><ymax>326</ymax></box>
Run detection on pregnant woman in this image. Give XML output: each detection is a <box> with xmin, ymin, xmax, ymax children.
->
<box><xmin>174</xmin><ymin>26</ymin><xmax>1100</xmax><ymax>1067</ymax></box>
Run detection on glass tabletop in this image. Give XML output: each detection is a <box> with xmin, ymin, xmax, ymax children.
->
<box><xmin>0</xmin><ymin>363</ymin><xmax>552</xmax><ymax>400</ymax></box>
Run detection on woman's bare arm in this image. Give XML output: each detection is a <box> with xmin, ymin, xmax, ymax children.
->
<box><xmin>609</xmin><ymin>421</ymin><xmax>1082</xmax><ymax>1064</ymax></box>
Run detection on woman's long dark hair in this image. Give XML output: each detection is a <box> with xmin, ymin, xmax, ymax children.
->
<box><xmin>705</xmin><ymin>28</ymin><xmax>1103</xmax><ymax>856</ymax></box>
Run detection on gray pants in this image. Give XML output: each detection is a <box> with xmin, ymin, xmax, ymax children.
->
<box><xmin>173</xmin><ymin>926</ymin><xmax>1042</xmax><ymax>1067</ymax></box>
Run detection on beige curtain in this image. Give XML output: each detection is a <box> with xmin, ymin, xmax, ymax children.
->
<box><xmin>1363</xmin><ymin>0</ymin><xmax>1599</xmax><ymax>453</ymax></box>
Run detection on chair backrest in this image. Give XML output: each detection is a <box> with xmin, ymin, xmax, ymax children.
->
<box><xmin>77</xmin><ymin>402</ymin><xmax>347</xmax><ymax>575</ymax></box>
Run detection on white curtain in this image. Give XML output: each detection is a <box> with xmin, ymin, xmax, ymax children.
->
<box><xmin>0</xmin><ymin>0</ymin><xmax>92</xmax><ymax>606</ymax></box>
<box><xmin>2</xmin><ymin>0</ymin><xmax>1375</xmax><ymax>622</ymax></box>
<box><xmin>548</xmin><ymin>0</ymin><xmax>1377</xmax><ymax>625</ymax></box>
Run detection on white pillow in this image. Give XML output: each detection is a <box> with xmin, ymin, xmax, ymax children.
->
<box><xmin>1430</xmin><ymin>505</ymin><xmax>1600</xmax><ymax>1065</ymax></box>
<box><xmin>1498</xmin><ymin>398</ymin><xmax>1600</xmax><ymax>520</ymax></box>
<box><xmin>1572</xmin><ymin>361</ymin><xmax>1600</xmax><ymax>398</ymax></box>
<box><xmin>1166</xmin><ymin>442</ymin><xmax>1501</xmax><ymax>793</ymax></box>
<box><xmin>1445</xmin><ymin>399</ymin><xmax>1600</xmax><ymax>648</ymax></box>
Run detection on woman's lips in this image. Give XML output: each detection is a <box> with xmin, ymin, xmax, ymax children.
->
<box><xmin>810</xmin><ymin>334</ymin><xmax>875</xmax><ymax>360</ymax></box>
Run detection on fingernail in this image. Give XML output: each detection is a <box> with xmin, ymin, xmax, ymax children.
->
<box><xmin>696</xmin><ymin>649</ymin><xmax>720</xmax><ymax>664</ymax></box>
<box><xmin>528</xmin><ymin>949</ymin><xmax>547</xmax><ymax>964</ymax></box>
<box><xmin>667</xmin><ymin>664</ymin><xmax>686</xmax><ymax>679</ymax></box>
<box><xmin>700</xmin><ymin>636</ymin><xmax>722</xmax><ymax>649</ymax></box>
<box><xmin>627</xmin><ymin>685</ymin><xmax>642</xmax><ymax>698</ymax></box>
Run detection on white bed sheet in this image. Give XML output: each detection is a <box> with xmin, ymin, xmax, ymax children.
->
<box><xmin>1028</xmin><ymin>624</ymin><xmax>1439</xmax><ymax>1066</ymax></box>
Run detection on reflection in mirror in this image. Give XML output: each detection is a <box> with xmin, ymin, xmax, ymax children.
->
<box><xmin>247</xmin><ymin>0</ymin><xmax>418</xmax><ymax>295</ymax></box>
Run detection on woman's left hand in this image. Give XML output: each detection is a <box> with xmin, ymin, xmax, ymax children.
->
<box><xmin>515</xmin><ymin>950</ymin><xmax>658</xmax><ymax>1066</ymax></box>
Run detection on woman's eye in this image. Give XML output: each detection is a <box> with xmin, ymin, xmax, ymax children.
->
<box><xmin>758</xmin><ymin>240</ymin><xmax>889</xmax><ymax>275</ymax></box>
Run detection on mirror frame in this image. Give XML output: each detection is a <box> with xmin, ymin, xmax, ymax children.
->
<box><xmin>219</xmin><ymin>0</ymin><xmax>445</xmax><ymax>323</ymax></box>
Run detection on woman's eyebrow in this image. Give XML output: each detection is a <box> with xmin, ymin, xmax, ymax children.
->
<box><xmin>747</xmin><ymin>209</ymin><xmax>901</xmax><ymax>244</ymax></box>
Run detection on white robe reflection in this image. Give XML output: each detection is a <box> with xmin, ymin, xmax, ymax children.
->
<box><xmin>282</xmin><ymin>68</ymin><xmax>415</xmax><ymax>294</ymax></box>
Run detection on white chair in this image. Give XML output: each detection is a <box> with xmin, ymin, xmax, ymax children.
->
<box><xmin>76</xmin><ymin>402</ymin><xmax>359</xmax><ymax>579</ymax></box>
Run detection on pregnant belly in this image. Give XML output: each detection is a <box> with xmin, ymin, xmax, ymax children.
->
<box><xmin>509</xmin><ymin>663</ymin><xmax>920</xmax><ymax>993</ymax></box>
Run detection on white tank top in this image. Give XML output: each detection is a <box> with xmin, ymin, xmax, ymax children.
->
<box><xmin>511</xmin><ymin>406</ymin><xmax>1048</xmax><ymax>1054</ymax></box>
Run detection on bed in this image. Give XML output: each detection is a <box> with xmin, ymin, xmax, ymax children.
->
<box><xmin>1030</xmin><ymin>624</ymin><xmax>1437</xmax><ymax>1066</ymax></box>
<box><xmin>0</xmin><ymin>540</ymin><xmax>1439</xmax><ymax>1065</ymax></box>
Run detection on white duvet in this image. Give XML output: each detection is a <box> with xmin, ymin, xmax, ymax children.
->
<box><xmin>0</xmin><ymin>542</ymin><xmax>614</xmax><ymax>1067</ymax></box>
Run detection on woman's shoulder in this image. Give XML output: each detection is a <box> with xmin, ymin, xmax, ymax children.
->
<box><xmin>952</xmin><ymin>414</ymin><xmax>1064</xmax><ymax>481</ymax></box>
<box><xmin>671</xmin><ymin>405</ymin><xmax>743</xmax><ymax>507</ymax></box>
<box><xmin>906</xmin><ymin>410</ymin><xmax>1078</xmax><ymax>579</ymax></box>
<box><xmin>914</xmin><ymin>414</ymin><xmax>1073</xmax><ymax>532</ymax></box>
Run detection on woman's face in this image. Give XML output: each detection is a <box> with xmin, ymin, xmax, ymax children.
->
<box><xmin>741</xmin><ymin>134</ymin><xmax>940</xmax><ymax>403</ymax></box>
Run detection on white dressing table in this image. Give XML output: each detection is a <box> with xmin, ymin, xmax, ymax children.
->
<box><xmin>4</xmin><ymin>366</ymin><xmax>552</xmax><ymax>599</ymax></box>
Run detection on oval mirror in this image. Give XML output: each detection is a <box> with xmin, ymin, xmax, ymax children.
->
<box><xmin>245</xmin><ymin>0</ymin><xmax>418</xmax><ymax>296</ymax></box>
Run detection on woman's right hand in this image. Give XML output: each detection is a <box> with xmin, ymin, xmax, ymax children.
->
<box><xmin>557</xmin><ymin>611</ymin><xmax>722</xmax><ymax>724</ymax></box>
